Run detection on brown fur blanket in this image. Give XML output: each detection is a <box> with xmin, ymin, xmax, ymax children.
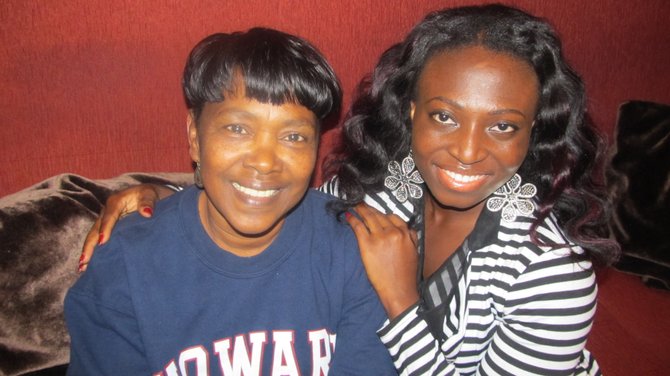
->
<box><xmin>0</xmin><ymin>173</ymin><xmax>191</xmax><ymax>375</ymax></box>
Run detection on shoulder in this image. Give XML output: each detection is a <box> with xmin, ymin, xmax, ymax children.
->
<box><xmin>300</xmin><ymin>188</ymin><xmax>345</xmax><ymax>227</ymax></box>
<box><xmin>472</xmin><ymin>206</ymin><xmax>593</xmax><ymax>281</ymax></box>
<box><xmin>114</xmin><ymin>187</ymin><xmax>184</xmax><ymax>235</ymax></box>
<box><xmin>299</xmin><ymin>189</ymin><xmax>363</xmax><ymax>263</ymax></box>
<box><xmin>68</xmin><ymin>190</ymin><xmax>190</xmax><ymax>309</ymax></box>
<box><xmin>80</xmin><ymin>189</ymin><xmax>186</xmax><ymax>281</ymax></box>
<box><xmin>318</xmin><ymin>177</ymin><xmax>418</xmax><ymax>222</ymax></box>
<box><xmin>300</xmin><ymin>189</ymin><xmax>357</xmax><ymax>244</ymax></box>
<box><xmin>66</xmin><ymin>227</ymin><xmax>136</xmax><ymax>314</ymax></box>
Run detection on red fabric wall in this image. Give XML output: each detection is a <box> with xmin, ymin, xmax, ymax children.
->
<box><xmin>2</xmin><ymin>2</ymin><xmax>670</xmax><ymax>374</ymax></box>
<box><xmin>1</xmin><ymin>0</ymin><xmax>668</xmax><ymax>198</ymax></box>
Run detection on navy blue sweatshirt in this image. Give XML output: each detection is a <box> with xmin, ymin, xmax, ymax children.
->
<box><xmin>65</xmin><ymin>187</ymin><xmax>395</xmax><ymax>375</ymax></box>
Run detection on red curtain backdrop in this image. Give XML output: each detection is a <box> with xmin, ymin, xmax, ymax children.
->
<box><xmin>1</xmin><ymin>0</ymin><xmax>669</xmax><ymax>197</ymax></box>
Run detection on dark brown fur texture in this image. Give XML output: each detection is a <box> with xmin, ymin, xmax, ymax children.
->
<box><xmin>608</xmin><ymin>101</ymin><xmax>670</xmax><ymax>289</ymax></box>
<box><xmin>0</xmin><ymin>173</ymin><xmax>192</xmax><ymax>375</ymax></box>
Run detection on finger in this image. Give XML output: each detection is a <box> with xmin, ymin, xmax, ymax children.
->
<box><xmin>345</xmin><ymin>211</ymin><xmax>371</xmax><ymax>237</ymax></box>
<box><xmin>137</xmin><ymin>188</ymin><xmax>158</xmax><ymax>217</ymax></box>
<box><xmin>352</xmin><ymin>203</ymin><xmax>387</xmax><ymax>233</ymax></box>
<box><xmin>385</xmin><ymin>214</ymin><xmax>418</xmax><ymax>246</ymax></box>
<box><xmin>79</xmin><ymin>216</ymin><xmax>102</xmax><ymax>272</ymax></box>
<box><xmin>409</xmin><ymin>228</ymin><xmax>418</xmax><ymax>248</ymax></box>
<box><xmin>387</xmin><ymin>213</ymin><xmax>409</xmax><ymax>228</ymax></box>
<box><xmin>96</xmin><ymin>200</ymin><xmax>126</xmax><ymax>246</ymax></box>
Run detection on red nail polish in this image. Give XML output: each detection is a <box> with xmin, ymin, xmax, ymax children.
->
<box><xmin>142</xmin><ymin>207</ymin><xmax>153</xmax><ymax>216</ymax></box>
<box><xmin>345</xmin><ymin>212</ymin><xmax>352</xmax><ymax>220</ymax></box>
<box><xmin>77</xmin><ymin>253</ymin><xmax>86</xmax><ymax>272</ymax></box>
<box><xmin>98</xmin><ymin>233</ymin><xmax>104</xmax><ymax>244</ymax></box>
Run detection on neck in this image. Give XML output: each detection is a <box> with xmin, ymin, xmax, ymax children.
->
<box><xmin>423</xmin><ymin>193</ymin><xmax>486</xmax><ymax>229</ymax></box>
<box><xmin>420</xmin><ymin>194</ymin><xmax>486</xmax><ymax>278</ymax></box>
<box><xmin>198</xmin><ymin>192</ymin><xmax>282</xmax><ymax>257</ymax></box>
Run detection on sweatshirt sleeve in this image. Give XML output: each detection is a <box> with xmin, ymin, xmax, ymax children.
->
<box><xmin>327</xmin><ymin>234</ymin><xmax>398</xmax><ymax>375</ymax></box>
<box><xmin>377</xmin><ymin>250</ymin><xmax>599</xmax><ymax>376</ymax></box>
<box><xmin>64</xmin><ymin>241</ymin><xmax>151</xmax><ymax>375</ymax></box>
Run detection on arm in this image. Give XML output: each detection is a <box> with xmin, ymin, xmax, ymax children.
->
<box><xmin>327</xmin><ymin>229</ymin><xmax>398</xmax><ymax>375</ymax></box>
<box><xmin>79</xmin><ymin>183</ymin><xmax>179</xmax><ymax>271</ymax></box>
<box><xmin>347</xmin><ymin>203</ymin><xmax>598</xmax><ymax>375</ymax></box>
<box><xmin>377</xmin><ymin>250</ymin><xmax>598</xmax><ymax>375</ymax></box>
<box><xmin>346</xmin><ymin>203</ymin><xmax>419</xmax><ymax>320</ymax></box>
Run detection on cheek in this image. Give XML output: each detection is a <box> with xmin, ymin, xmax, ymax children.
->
<box><xmin>410</xmin><ymin>132</ymin><xmax>437</xmax><ymax>177</ymax></box>
<box><xmin>283</xmin><ymin>146</ymin><xmax>318</xmax><ymax>178</ymax></box>
<box><xmin>497</xmin><ymin>136</ymin><xmax>532</xmax><ymax>171</ymax></box>
<box><xmin>410</xmin><ymin>120</ymin><xmax>435</xmax><ymax>154</ymax></box>
<box><xmin>197</xmin><ymin>137</ymin><xmax>249</xmax><ymax>174</ymax></box>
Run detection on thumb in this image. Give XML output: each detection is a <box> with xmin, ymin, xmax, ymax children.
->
<box><xmin>137</xmin><ymin>191</ymin><xmax>158</xmax><ymax>217</ymax></box>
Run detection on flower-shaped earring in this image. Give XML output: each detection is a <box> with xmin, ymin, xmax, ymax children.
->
<box><xmin>384</xmin><ymin>152</ymin><xmax>424</xmax><ymax>203</ymax></box>
<box><xmin>486</xmin><ymin>174</ymin><xmax>536</xmax><ymax>222</ymax></box>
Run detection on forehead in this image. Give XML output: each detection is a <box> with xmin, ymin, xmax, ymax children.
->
<box><xmin>416</xmin><ymin>46</ymin><xmax>539</xmax><ymax>110</ymax></box>
<box><xmin>202</xmin><ymin>90</ymin><xmax>318</xmax><ymax>127</ymax></box>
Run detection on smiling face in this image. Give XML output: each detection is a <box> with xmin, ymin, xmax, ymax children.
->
<box><xmin>188</xmin><ymin>87</ymin><xmax>318</xmax><ymax>256</ymax></box>
<box><xmin>410</xmin><ymin>46</ymin><xmax>540</xmax><ymax>211</ymax></box>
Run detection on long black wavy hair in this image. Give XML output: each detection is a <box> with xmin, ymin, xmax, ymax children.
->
<box><xmin>183</xmin><ymin>27</ymin><xmax>342</xmax><ymax>128</ymax></box>
<box><xmin>328</xmin><ymin>4</ymin><xmax>619</xmax><ymax>267</ymax></box>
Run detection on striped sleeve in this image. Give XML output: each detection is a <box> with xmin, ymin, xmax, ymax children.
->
<box><xmin>378</xmin><ymin>249</ymin><xmax>600</xmax><ymax>375</ymax></box>
<box><xmin>378</xmin><ymin>305</ymin><xmax>455</xmax><ymax>376</ymax></box>
<box><xmin>478</xmin><ymin>250</ymin><xmax>599</xmax><ymax>375</ymax></box>
<box><xmin>318</xmin><ymin>179</ymin><xmax>416</xmax><ymax>221</ymax></box>
<box><xmin>318</xmin><ymin>177</ymin><xmax>340</xmax><ymax>197</ymax></box>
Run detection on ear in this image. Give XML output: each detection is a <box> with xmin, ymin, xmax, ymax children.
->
<box><xmin>410</xmin><ymin>101</ymin><xmax>416</xmax><ymax>122</ymax></box>
<box><xmin>187</xmin><ymin>111</ymin><xmax>200</xmax><ymax>163</ymax></box>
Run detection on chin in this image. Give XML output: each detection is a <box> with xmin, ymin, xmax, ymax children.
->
<box><xmin>430</xmin><ymin>189</ymin><xmax>491</xmax><ymax>211</ymax></box>
<box><xmin>229</xmin><ymin>216</ymin><xmax>286</xmax><ymax>237</ymax></box>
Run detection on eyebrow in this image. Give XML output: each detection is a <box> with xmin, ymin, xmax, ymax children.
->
<box><xmin>426</xmin><ymin>96</ymin><xmax>528</xmax><ymax>119</ymax></box>
<box><xmin>215</xmin><ymin>108</ymin><xmax>317</xmax><ymax>127</ymax></box>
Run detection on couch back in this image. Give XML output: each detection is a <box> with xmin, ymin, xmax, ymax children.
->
<box><xmin>2</xmin><ymin>0</ymin><xmax>669</xmax><ymax>197</ymax></box>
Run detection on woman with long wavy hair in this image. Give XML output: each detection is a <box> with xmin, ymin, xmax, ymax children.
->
<box><xmin>326</xmin><ymin>4</ymin><xmax>619</xmax><ymax>375</ymax></box>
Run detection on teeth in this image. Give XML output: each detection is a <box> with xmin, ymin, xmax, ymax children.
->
<box><xmin>444</xmin><ymin>170</ymin><xmax>485</xmax><ymax>183</ymax></box>
<box><xmin>232</xmin><ymin>182</ymin><xmax>279</xmax><ymax>198</ymax></box>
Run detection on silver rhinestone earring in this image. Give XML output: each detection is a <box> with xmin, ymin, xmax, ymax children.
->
<box><xmin>384</xmin><ymin>151</ymin><xmax>424</xmax><ymax>203</ymax></box>
<box><xmin>486</xmin><ymin>174</ymin><xmax>536</xmax><ymax>222</ymax></box>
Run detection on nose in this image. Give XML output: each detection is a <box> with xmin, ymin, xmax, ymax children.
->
<box><xmin>447</xmin><ymin>123</ymin><xmax>487</xmax><ymax>165</ymax></box>
<box><xmin>244</xmin><ymin>133</ymin><xmax>281</xmax><ymax>174</ymax></box>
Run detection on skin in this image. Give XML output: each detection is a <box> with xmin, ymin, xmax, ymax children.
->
<box><xmin>188</xmin><ymin>88</ymin><xmax>318</xmax><ymax>256</ymax></box>
<box><xmin>79</xmin><ymin>84</ymin><xmax>319</xmax><ymax>267</ymax></box>
<box><xmin>80</xmin><ymin>46</ymin><xmax>540</xmax><ymax>312</ymax></box>
<box><xmin>347</xmin><ymin>46</ymin><xmax>540</xmax><ymax>319</ymax></box>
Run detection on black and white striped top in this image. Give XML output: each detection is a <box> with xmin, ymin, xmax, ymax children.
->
<box><xmin>320</xmin><ymin>178</ymin><xmax>601</xmax><ymax>376</ymax></box>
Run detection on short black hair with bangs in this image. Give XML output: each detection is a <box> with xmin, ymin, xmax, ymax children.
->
<box><xmin>182</xmin><ymin>27</ymin><xmax>342</xmax><ymax>127</ymax></box>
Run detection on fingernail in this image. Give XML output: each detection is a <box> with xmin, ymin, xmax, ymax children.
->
<box><xmin>78</xmin><ymin>262</ymin><xmax>87</xmax><ymax>273</ymax></box>
<box><xmin>345</xmin><ymin>212</ymin><xmax>352</xmax><ymax>220</ymax></box>
<box><xmin>142</xmin><ymin>207</ymin><xmax>153</xmax><ymax>216</ymax></box>
<box><xmin>98</xmin><ymin>233</ymin><xmax>104</xmax><ymax>245</ymax></box>
<box><xmin>78</xmin><ymin>253</ymin><xmax>86</xmax><ymax>272</ymax></box>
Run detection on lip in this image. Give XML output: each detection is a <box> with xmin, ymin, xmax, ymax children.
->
<box><xmin>232</xmin><ymin>182</ymin><xmax>280</xmax><ymax>197</ymax></box>
<box><xmin>231</xmin><ymin>182</ymin><xmax>282</xmax><ymax>206</ymax></box>
<box><xmin>435</xmin><ymin>166</ymin><xmax>490</xmax><ymax>192</ymax></box>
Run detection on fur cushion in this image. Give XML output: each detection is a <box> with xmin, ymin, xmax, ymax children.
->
<box><xmin>609</xmin><ymin>100</ymin><xmax>670</xmax><ymax>289</ymax></box>
<box><xmin>0</xmin><ymin>173</ymin><xmax>192</xmax><ymax>375</ymax></box>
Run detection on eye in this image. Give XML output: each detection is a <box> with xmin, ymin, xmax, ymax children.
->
<box><xmin>283</xmin><ymin>133</ymin><xmax>307</xmax><ymax>143</ymax></box>
<box><xmin>488</xmin><ymin>122</ymin><xmax>519</xmax><ymax>134</ymax></box>
<box><xmin>429</xmin><ymin>112</ymin><xmax>457</xmax><ymax>126</ymax></box>
<box><xmin>225</xmin><ymin>124</ymin><xmax>248</xmax><ymax>134</ymax></box>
